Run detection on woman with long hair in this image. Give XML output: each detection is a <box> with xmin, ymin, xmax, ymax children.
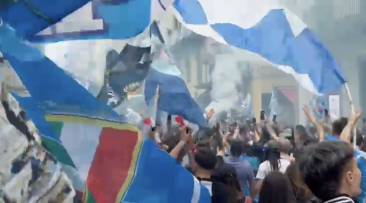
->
<box><xmin>255</xmin><ymin>140</ymin><xmax>291</xmax><ymax>196</ymax></box>
<box><xmin>286</xmin><ymin>163</ymin><xmax>320</xmax><ymax>203</ymax></box>
<box><xmin>212</xmin><ymin>165</ymin><xmax>245</xmax><ymax>203</ymax></box>
<box><xmin>258</xmin><ymin>171</ymin><xmax>295</xmax><ymax>203</ymax></box>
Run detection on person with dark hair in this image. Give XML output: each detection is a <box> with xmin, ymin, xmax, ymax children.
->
<box><xmin>295</xmin><ymin>125</ymin><xmax>310</xmax><ymax>147</ymax></box>
<box><xmin>303</xmin><ymin>106</ymin><xmax>325</xmax><ymax>142</ymax></box>
<box><xmin>224</xmin><ymin>140</ymin><xmax>255</xmax><ymax>198</ymax></box>
<box><xmin>325</xmin><ymin>118</ymin><xmax>349</xmax><ymax>141</ymax></box>
<box><xmin>256</xmin><ymin>140</ymin><xmax>290</xmax><ymax>179</ymax></box>
<box><xmin>258</xmin><ymin>127</ymin><xmax>272</xmax><ymax>146</ymax></box>
<box><xmin>293</xmin><ymin>125</ymin><xmax>318</xmax><ymax>159</ymax></box>
<box><xmin>333</xmin><ymin>118</ymin><xmax>349</xmax><ymax>136</ymax></box>
<box><xmin>258</xmin><ymin>171</ymin><xmax>295</xmax><ymax>203</ymax></box>
<box><xmin>192</xmin><ymin>148</ymin><xmax>234</xmax><ymax>203</ymax></box>
<box><xmin>277</xmin><ymin>137</ymin><xmax>294</xmax><ymax>162</ymax></box>
<box><xmin>286</xmin><ymin>163</ymin><xmax>319</xmax><ymax>203</ymax></box>
<box><xmin>299</xmin><ymin>142</ymin><xmax>361</xmax><ymax>202</ymax></box>
<box><xmin>192</xmin><ymin>148</ymin><xmax>217</xmax><ymax>195</ymax></box>
<box><xmin>241</xmin><ymin>143</ymin><xmax>260</xmax><ymax>172</ymax></box>
<box><xmin>212</xmin><ymin>164</ymin><xmax>246</xmax><ymax>203</ymax></box>
<box><xmin>255</xmin><ymin>140</ymin><xmax>291</xmax><ymax>196</ymax></box>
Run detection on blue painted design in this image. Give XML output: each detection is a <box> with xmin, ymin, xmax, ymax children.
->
<box><xmin>174</xmin><ymin>0</ymin><xmax>208</xmax><ymax>25</ymax></box>
<box><xmin>96</xmin><ymin>0</ymin><xmax>151</xmax><ymax>38</ymax></box>
<box><xmin>124</xmin><ymin>140</ymin><xmax>211</xmax><ymax>202</ymax></box>
<box><xmin>0</xmin><ymin>23</ymin><xmax>121</xmax><ymax>140</ymax></box>
<box><xmin>30</xmin><ymin>0</ymin><xmax>152</xmax><ymax>42</ymax></box>
<box><xmin>0</xmin><ymin>0</ymin><xmax>89</xmax><ymax>38</ymax></box>
<box><xmin>145</xmin><ymin>68</ymin><xmax>207</xmax><ymax>127</ymax></box>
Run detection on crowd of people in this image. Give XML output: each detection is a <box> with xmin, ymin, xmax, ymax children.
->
<box><xmin>148</xmin><ymin>107</ymin><xmax>365</xmax><ymax>203</ymax></box>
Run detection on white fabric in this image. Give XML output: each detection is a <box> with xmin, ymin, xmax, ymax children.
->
<box><xmin>191</xmin><ymin>177</ymin><xmax>201</xmax><ymax>203</ymax></box>
<box><xmin>60</xmin><ymin>123</ymin><xmax>102</xmax><ymax>180</ymax></box>
<box><xmin>173</xmin><ymin>0</ymin><xmax>323</xmax><ymax>94</ymax></box>
<box><xmin>151</xmin><ymin>60</ymin><xmax>182</xmax><ymax>77</ymax></box>
<box><xmin>199</xmin><ymin>0</ymin><xmax>279</xmax><ymax>28</ymax></box>
<box><xmin>3</xmin><ymin>162</ymin><xmax>32</xmax><ymax>203</ymax></box>
<box><xmin>256</xmin><ymin>159</ymin><xmax>291</xmax><ymax>180</ymax></box>
<box><xmin>283</xmin><ymin>9</ymin><xmax>307</xmax><ymax>36</ymax></box>
<box><xmin>174</xmin><ymin>0</ymin><xmax>306</xmax><ymax>37</ymax></box>
<box><xmin>278</xmin><ymin>65</ymin><xmax>320</xmax><ymax>95</ymax></box>
<box><xmin>324</xmin><ymin>196</ymin><xmax>355</xmax><ymax>203</ymax></box>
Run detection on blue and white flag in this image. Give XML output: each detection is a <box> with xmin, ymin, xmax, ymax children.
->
<box><xmin>0</xmin><ymin>23</ymin><xmax>121</xmax><ymax>139</ymax></box>
<box><xmin>173</xmin><ymin>0</ymin><xmax>346</xmax><ymax>94</ymax></box>
<box><xmin>0</xmin><ymin>0</ymin><xmax>90</xmax><ymax>39</ymax></box>
<box><xmin>144</xmin><ymin>59</ymin><xmax>207</xmax><ymax>127</ymax></box>
<box><xmin>0</xmin><ymin>23</ymin><xmax>211</xmax><ymax>202</ymax></box>
<box><xmin>0</xmin><ymin>0</ymin><xmax>172</xmax><ymax>42</ymax></box>
<box><xmin>30</xmin><ymin>0</ymin><xmax>172</xmax><ymax>42</ymax></box>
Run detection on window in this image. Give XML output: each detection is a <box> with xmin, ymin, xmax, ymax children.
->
<box><xmin>333</xmin><ymin>0</ymin><xmax>361</xmax><ymax>19</ymax></box>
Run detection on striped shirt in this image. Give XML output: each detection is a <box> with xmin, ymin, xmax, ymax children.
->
<box><xmin>324</xmin><ymin>196</ymin><xmax>354</xmax><ymax>203</ymax></box>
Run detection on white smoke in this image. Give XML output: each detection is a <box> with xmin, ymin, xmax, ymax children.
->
<box><xmin>206</xmin><ymin>49</ymin><xmax>246</xmax><ymax>122</ymax></box>
<box><xmin>43</xmin><ymin>40</ymin><xmax>126</xmax><ymax>97</ymax></box>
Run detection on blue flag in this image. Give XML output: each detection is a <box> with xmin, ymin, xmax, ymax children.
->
<box><xmin>145</xmin><ymin>60</ymin><xmax>207</xmax><ymax>127</ymax></box>
<box><xmin>173</xmin><ymin>0</ymin><xmax>346</xmax><ymax>94</ymax></box>
<box><xmin>0</xmin><ymin>23</ymin><xmax>120</xmax><ymax>138</ymax></box>
<box><xmin>0</xmin><ymin>23</ymin><xmax>211</xmax><ymax>202</ymax></box>
<box><xmin>28</xmin><ymin>0</ymin><xmax>169</xmax><ymax>42</ymax></box>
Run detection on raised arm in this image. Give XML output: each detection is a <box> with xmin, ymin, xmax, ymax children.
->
<box><xmin>169</xmin><ymin>127</ymin><xmax>192</xmax><ymax>160</ymax></box>
<box><xmin>340</xmin><ymin>111</ymin><xmax>362</xmax><ymax>143</ymax></box>
<box><xmin>303</xmin><ymin>105</ymin><xmax>324</xmax><ymax>141</ymax></box>
<box><xmin>266</xmin><ymin>122</ymin><xmax>279</xmax><ymax>141</ymax></box>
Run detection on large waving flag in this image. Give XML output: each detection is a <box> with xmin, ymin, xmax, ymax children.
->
<box><xmin>0</xmin><ymin>22</ymin><xmax>120</xmax><ymax>191</ymax></box>
<box><xmin>1</xmin><ymin>22</ymin><xmax>210</xmax><ymax>203</ymax></box>
<box><xmin>145</xmin><ymin>59</ymin><xmax>207</xmax><ymax>127</ymax></box>
<box><xmin>0</xmin><ymin>23</ymin><xmax>120</xmax><ymax>125</ymax></box>
<box><xmin>46</xmin><ymin>114</ymin><xmax>210</xmax><ymax>203</ymax></box>
<box><xmin>173</xmin><ymin>0</ymin><xmax>346</xmax><ymax>94</ymax></box>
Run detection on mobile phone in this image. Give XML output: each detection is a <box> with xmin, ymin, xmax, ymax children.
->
<box><xmin>324</xmin><ymin>109</ymin><xmax>329</xmax><ymax>117</ymax></box>
<box><xmin>272</xmin><ymin>114</ymin><xmax>277</xmax><ymax>122</ymax></box>
<box><xmin>260</xmin><ymin>110</ymin><xmax>265</xmax><ymax>121</ymax></box>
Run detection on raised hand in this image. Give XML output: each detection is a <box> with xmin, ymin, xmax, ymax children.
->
<box><xmin>303</xmin><ymin>105</ymin><xmax>316</xmax><ymax>124</ymax></box>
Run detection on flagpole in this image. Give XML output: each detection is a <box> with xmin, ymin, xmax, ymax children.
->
<box><xmin>344</xmin><ymin>83</ymin><xmax>357</xmax><ymax>149</ymax></box>
<box><xmin>154</xmin><ymin>85</ymin><xmax>161</xmax><ymax>127</ymax></box>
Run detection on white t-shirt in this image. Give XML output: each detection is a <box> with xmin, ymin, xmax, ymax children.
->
<box><xmin>256</xmin><ymin>159</ymin><xmax>291</xmax><ymax>180</ymax></box>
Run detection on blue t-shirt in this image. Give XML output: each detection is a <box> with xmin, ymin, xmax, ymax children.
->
<box><xmin>325</xmin><ymin>134</ymin><xmax>340</xmax><ymax>141</ymax></box>
<box><xmin>356</xmin><ymin>151</ymin><xmax>366</xmax><ymax>203</ymax></box>
<box><xmin>224</xmin><ymin>156</ymin><xmax>254</xmax><ymax>197</ymax></box>
<box><xmin>241</xmin><ymin>155</ymin><xmax>259</xmax><ymax>173</ymax></box>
